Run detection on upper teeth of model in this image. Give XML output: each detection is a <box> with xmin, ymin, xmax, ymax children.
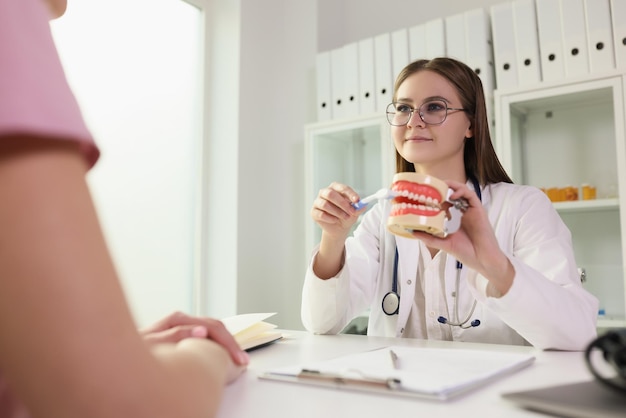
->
<box><xmin>399</xmin><ymin>189</ymin><xmax>440</xmax><ymax>207</ymax></box>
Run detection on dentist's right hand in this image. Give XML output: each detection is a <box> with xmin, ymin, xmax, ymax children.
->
<box><xmin>310</xmin><ymin>182</ymin><xmax>364</xmax><ymax>279</ymax></box>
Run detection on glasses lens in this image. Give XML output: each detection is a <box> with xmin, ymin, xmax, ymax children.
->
<box><xmin>386</xmin><ymin>103</ymin><xmax>412</xmax><ymax>126</ymax></box>
<box><xmin>419</xmin><ymin>100</ymin><xmax>448</xmax><ymax>125</ymax></box>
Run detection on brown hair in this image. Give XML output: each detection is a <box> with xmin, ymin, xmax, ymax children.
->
<box><xmin>392</xmin><ymin>57</ymin><xmax>512</xmax><ymax>186</ymax></box>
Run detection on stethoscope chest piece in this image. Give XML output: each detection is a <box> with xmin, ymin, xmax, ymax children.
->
<box><xmin>382</xmin><ymin>291</ymin><xmax>400</xmax><ymax>315</ymax></box>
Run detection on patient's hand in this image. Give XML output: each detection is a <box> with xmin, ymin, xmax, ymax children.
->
<box><xmin>140</xmin><ymin>311</ymin><xmax>249</xmax><ymax>366</ymax></box>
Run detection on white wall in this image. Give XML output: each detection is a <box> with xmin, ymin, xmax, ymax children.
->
<box><xmin>201</xmin><ymin>0</ymin><xmax>317</xmax><ymax>330</ymax></box>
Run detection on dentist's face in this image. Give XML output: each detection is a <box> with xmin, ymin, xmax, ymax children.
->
<box><xmin>45</xmin><ymin>0</ymin><xmax>67</xmax><ymax>19</ymax></box>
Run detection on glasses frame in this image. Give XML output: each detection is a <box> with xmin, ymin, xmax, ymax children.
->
<box><xmin>386</xmin><ymin>100</ymin><xmax>467</xmax><ymax>126</ymax></box>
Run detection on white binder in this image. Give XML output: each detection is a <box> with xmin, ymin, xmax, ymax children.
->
<box><xmin>391</xmin><ymin>28</ymin><xmax>410</xmax><ymax>83</ymax></box>
<box><xmin>465</xmin><ymin>8</ymin><xmax>495</xmax><ymax>96</ymax></box>
<box><xmin>559</xmin><ymin>0</ymin><xmax>589</xmax><ymax>78</ymax></box>
<box><xmin>425</xmin><ymin>18</ymin><xmax>446</xmax><ymax>59</ymax></box>
<box><xmin>512</xmin><ymin>0</ymin><xmax>541</xmax><ymax>86</ymax></box>
<box><xmin>315</xmin><ymin>51</ymin><xmax>332</xmax><ymax>121</ymax></box>
<box><xmin>409</xmin><ymin>23</ymin><xmax>427</xmax><ymax>62</ymax></box>
<box><xmin>358</xmin><ymin>37</ymin><xmax>377</xmax><ymax>115</ymax></box>
<box><xmin>491</xmin><ymin>2</ymin><xmax>519</xmax><ymax>90</ymax></box>
<box><xmin>445</xmin><ymin>13</ymin><xmax>467</xmax><ymax>62</ymax></box>
<box><xmin>374</xmin><ymin>32</ymin><xmax>394</xmax><ymax>113</ymax></box>
<box><xmin>535</xmin><ymin>0</ymin><xmax>565</xmax><ymax>82</ymax></box>
<box><xmin>612</xmin><ymin>0</ymin><xmax>626</xmax><ymax>69</ymax></box>
<box><xmin>342</xmin><ymin>42</ymin><xmax>360</xmax><ymax>119</ymax></box>
<box><xmin>330</xmin><ymin>47</ymin><xmax>346</xmax><ymax>120</ymax></box>
<box><xmin>583</xmin><ymin>0</ymin><xmax>615</xmax><ymax>73</ymax></box>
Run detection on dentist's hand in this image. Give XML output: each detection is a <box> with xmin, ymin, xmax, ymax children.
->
<box><xmin>311</xmin><ymin>182</ymin><xmax>365</xmax><ymax>279</ymax></box>
<box><xmin>410</xmin><ymin>180</ymin><xmax>514</xmax><ymax>296</ymax></box>
<box><xmin>311</xmin><ymin>182</ymin><xmax>364</xmax><ymax>241</ymax></box>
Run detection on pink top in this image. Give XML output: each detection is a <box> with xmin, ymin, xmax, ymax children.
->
<box><xmin>0</xmin><ymin>1</ymin><xmax>100</xmax><ymax>416</ymax></box>
<box><xmin>0</xmin><ymin>0</ymin><xmax>99</xmax><ymax>167</ymax></box>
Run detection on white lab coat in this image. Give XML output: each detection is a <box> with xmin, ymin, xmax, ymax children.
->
<box><xmin>301</xmin><ymin>182</ymin><xmax>599</xmax><ymax>351</ymax></box>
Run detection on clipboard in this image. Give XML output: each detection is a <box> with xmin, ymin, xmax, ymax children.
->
<box><xmin>259</xmin><ymin>345</ymin><xmax>535</xmax><ymax>401</ymax></box>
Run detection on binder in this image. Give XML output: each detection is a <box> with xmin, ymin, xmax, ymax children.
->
<box><xmin>330</xmin><ymin>47</ymin><xmax>346</xmax><ymax>120</ymax></box>
<box><xmin>445</xmin><ymin>13</ymin><xmax>467</xmax><ymax>62</ymax></box>
<box><xmin>358</xmin><ymin>37</ymin><xmax>377</xmax><ymax>115</ymax></box>
<box><xmin>391</xmin><ymin>28</ymin><xmax>410</xmax><ymax>83</ymax></box>
<box><xmin>559</xmin><ymin>0</ymin><xmax>590</xmax><ymax>78</ymax></box>
<box><xmin>315</xmin><ymin>51</ymin><xmax>332</xmax><ymax>121</ymax></box>
<box><xmin>583</xmin><ymin>0</ymin><xmax>615</xmax><ymax>73</ymax></box>
<box><xmin>342</xmin><ymin>42</ymin><xmax>360</xmax><ymax>118</ymax></box>
<box><xmin>425</xmin><ymin>18</ymin><xmax>446</xmax><ymax>59</ymax></box>
<box><xmin>491</xmin><ymin>2</ymin><xmax>519</xmax><ymax>90</ymax></box>
<box><xmin>535</xmin><ymin>0</ymin><xmax>566</xmax><ymax>82</ymax></box>
<box><xmin>374</xmin><ymin>33</ymin><xmax>394</xmax><ymax>113</ymax></box>
<box><xmin>409</xmin><ymin>23</ymin><xmax>427</xmax><ymax>62</ymax></box>
<box><xmin>465</xmin><ymin>8</ymin><xmax>495</xmax><ymax>96</ymax></box>
<box><xmin>512</xmin><ymin>0</ymin><xmax>542</xmax><ymax>86</ymax></box>
<box><xmin>612</xmin><ymin>0</ymin><xmax>626</xmax><ymax>69</ymax></box>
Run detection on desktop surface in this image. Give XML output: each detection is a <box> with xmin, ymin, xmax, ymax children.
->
<box><xmin>216</xmin><ymin>330</ymin><xmax>601</xmax><ymax>418</ymax></box>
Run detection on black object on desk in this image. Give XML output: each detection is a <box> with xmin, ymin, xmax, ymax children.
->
<box><xmin>503</xmin><ymin>329</ymin><xmax>626</xmax><ymax>418</ymax></box>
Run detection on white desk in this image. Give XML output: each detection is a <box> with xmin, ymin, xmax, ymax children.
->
<box><xmin>217</xmin><ymin>331</ymin><xmax>599</xmax><ymax>418</ymax></box>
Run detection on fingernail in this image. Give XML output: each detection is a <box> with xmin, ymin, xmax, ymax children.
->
<box><xmin>191</xmin><ymin>325</ymin><xmax>208</xmax><ymax>338</ymax></box>
<box><xmin>238</xmin><ymin>351</ymin><xmax>250</xmax><ymax>365</ymax></box>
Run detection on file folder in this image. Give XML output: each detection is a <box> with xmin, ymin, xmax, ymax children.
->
<box><xmin>330</xmin><ymin>47</ymin><xmax>346</xmax><ymax>120</ymax></box>
<box><xmin>342</xmin><ymin>42</ymin><xmax>360</xmax><ymax>118</ymax></box>
<box><xmin>584</xmin><ymin>0</ymin><xmax>615</xmax><ymax>73</ymax></box>
<box><xmin>560</xmin><ymin>0</ymin><xmax>590</xmax><ymax>78</ymax></box>
<box><xmin>374</xmin><ymin>33</ymin><xmax>394</xmax><ymax>113</ymax></box>
<box><xmin>491</xmin><ymin>2</ymin><xmax>519</xmax><ymax>90</ymax></box>
<box><xmin>465</xmin><ymin>8</ymin><xmax>495</xmax><ymax>95</ymax></box>
<box><xmin>512</xmin><ymin>0</ymin><xmax>541</xmax><ymax>86</ymax></box>
<box><xmin>445</xmin><ymin>13</ymin><xmax>467</xmax><ymax>62</ymax></box>
<box><xmin>315</xmin><ymin>51</ymin><xmax>332</xmax><ymax>121</ymax></box>
<box><xmin>536</xmin><ymin>0</ymin><xmax>565</xmax><ymax>82</ymax></box>
<box><xmin>409</xmin><ymin>23</ymin><xmax>427</xmax><ymax>61</ymax></box>
<box><xmin>425</xmin><ymin>18</ymin><xmax>446</xmax><ymax>59</ymax></box>
<box><xmin>358</xmin><ymin>37</ymin><xmax>377</xmax><ymax>115</ymax></box>
<box><xmin>612</xmin><ymin>0</ymin><xmax>626</xmax><ymax>69</ymax></box>
<box><xmin>391</xmin><ymin>28</ymin><xmax>410</xmax><ymax>83</ymax></box>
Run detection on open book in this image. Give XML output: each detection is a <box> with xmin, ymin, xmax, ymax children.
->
<box><xmin>259</xmin><ymin>345</ymin><xmax>535</xmax><ymax>400</ymax></box>
<box><xmin>221</xmin><ymin>312</ymin><xmax>283</xmax><ymax>351</ymax></box>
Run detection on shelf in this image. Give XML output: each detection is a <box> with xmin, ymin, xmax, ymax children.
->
<box><xmin>553</xmin><ymin>198</ymin><xmax>619</xmax><ymax>213</ymax></box>
<box><xmin>597</xmin><ymin>317</ymin><xmax>626</xmax><ymax>330</ymax></box>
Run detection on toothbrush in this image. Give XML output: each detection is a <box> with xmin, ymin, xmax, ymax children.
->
<box><xmin>351</xmin><ymin>188</ymin><xmax>398</xmax><ymax>210</ymax></box>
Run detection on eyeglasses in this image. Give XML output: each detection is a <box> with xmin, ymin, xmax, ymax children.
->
<box><xmin>386</xmin><ymin>100</ymin><xmax>467</xmax><ymax>126</ymax></box>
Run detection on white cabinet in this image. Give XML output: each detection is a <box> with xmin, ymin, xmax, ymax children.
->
<box><xmin>494</xmin><ymin>71</ymin><xmax>626</xmax><ymax>329</ymax></box>
<box><xmin>304</xmin><ymin>114</ymin><xmax>395</xmax><ymax>258</ymax></box>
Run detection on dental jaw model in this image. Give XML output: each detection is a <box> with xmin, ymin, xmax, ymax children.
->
<box><xmin>387</xmin><ymin>173</ymin><xmax>465</xmax><ymax>238</ymax></box>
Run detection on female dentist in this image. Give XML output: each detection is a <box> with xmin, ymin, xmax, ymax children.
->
<box><xmin>301</xmin><ymin>57</ymin><xmax>598</xmax><ymax>351</ymax></box>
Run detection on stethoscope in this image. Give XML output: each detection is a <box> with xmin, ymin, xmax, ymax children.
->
<box><xmin>381</xmin><ymin>176</ymin><xmax>482</xmax><ymax>329</ymax></box>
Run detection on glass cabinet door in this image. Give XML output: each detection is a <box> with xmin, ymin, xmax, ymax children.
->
<box><xmin>304</xmin><ymin>115</ymin><xmax>394</xmax><ymax>257</ymax></box>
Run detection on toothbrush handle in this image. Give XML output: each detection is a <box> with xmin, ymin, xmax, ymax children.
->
<box><xmin>351</xmin><ymin>200</ymin><xmax>368</xmax><ymax>210</ymax></box>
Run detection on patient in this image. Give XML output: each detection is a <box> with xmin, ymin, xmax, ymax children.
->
<box><xmin>0</xmin><ymin>1</ymin><xmax>247</xmax><ymax>417</ymax></box>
